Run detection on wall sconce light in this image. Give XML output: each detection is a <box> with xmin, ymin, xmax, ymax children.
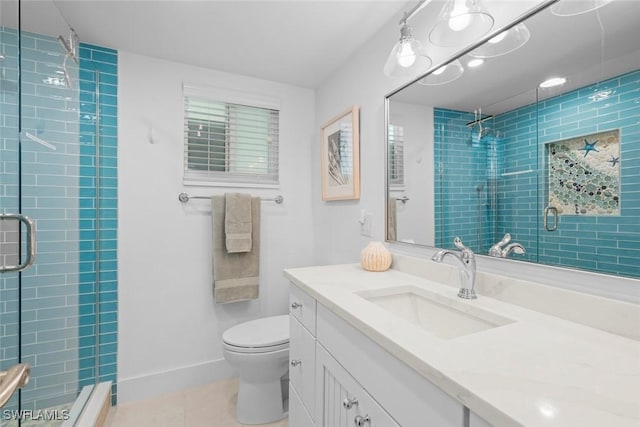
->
<box><xmin>429</xmin><ymin>0</ymin><xmax>494</xmax><ymax>47</ymax></box>
<box><xmin>550</xmin><ymin>0</ymin><xmax>613</xmax><ymax>16</ymax></box>
<box><xmin>384</xmin><ymin>22</ymin><xmax>432</xmax><ymax>78</ymax></box>
<box><xmin>468</xmin><ymin>23</ymin><xmax>531</xmax><ymax>58</ymax></box>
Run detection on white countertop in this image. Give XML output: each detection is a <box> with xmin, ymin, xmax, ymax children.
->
<box><xmin>284</xmin><ymin>263</ymin><xmax>640</xmax><ymax>427</ymax></box>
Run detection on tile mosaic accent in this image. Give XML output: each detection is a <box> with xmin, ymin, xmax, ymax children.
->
<box><xmin>548</xmin><ymin>129</ymin><xmax>620</xmax><ymax>216</ymax></box>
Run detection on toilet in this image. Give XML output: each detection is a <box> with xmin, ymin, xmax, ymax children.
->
<box><xmin>222</xmin><ymin>315</ymin><xmax>289</xmax><ymax>425</ymax></box>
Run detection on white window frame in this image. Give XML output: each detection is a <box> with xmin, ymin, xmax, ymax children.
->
<box><xmin>182</xmin><ymin>84</ymin><xmax>281</xmax><ymax>188</ymax></box>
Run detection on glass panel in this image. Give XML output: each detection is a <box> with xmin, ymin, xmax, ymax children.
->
<box><xmin>1</xmin><ymin>0</ymin><xmax>99</xmax><ymax>424</ymax></box>
<box><xmin>0</xmin><ymin>0</ymin><xmax>21</xmax><ymax>424</ymax></box>
<box><xmin>19</xmin><ymin>0</ymin><xmax>85</xmax><ymax>420</ymax></box>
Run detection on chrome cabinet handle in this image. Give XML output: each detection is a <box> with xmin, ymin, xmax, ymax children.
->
<box><xmin>0</xmin><ymin>363</ymin><xmax>31</xmax><ymax>408</ymax></box>
<box><xmin>290</xmin><ymin>359</ymin><xmax>301</xmax><ymax>367</ymax></box>
<box><xmin>342</xmin><ymin>397</ymin><xmax>358</xmax><ymax>409</ymax></box>
<box><xmin>543</xmin><ymin>206</ymin><xmax>559</xmax><ymax>232</ymax></box>
<box><xmin>291</xmin><ymin>302</ymin><xmax>302</xmax><ymax>309</ymax></box>
<box><xmin>0</xmin><ymin>214</ymin><xmax>36</xmax><ymax>273</ymax></box>
<box><xmin>354</xmin><ymin>414</ymin><xmax>370</xmax><ymax>426</ymax></box>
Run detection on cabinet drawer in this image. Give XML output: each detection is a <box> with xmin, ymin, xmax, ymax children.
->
<box><xmin>289</xmin><ymin>383</ymin><xmax>315</xmax><ymax>427</ymax></box>
<box><xmin>315</xmin><ymin>343</ymin><xmax>399</xmax><ymax>427</ymax></box>
<box><xmin>290</xmin><ymin>315</ymin><xmax>316</xmax><ymax>418</ymax></box>
<box><xmin>290</xmin><ymin>283</ymin><xmax>317</xmax><ymax>335</ymax></box>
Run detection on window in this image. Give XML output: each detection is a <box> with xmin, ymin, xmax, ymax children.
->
<box><xmin>388</xmin><ymin>124</ymin><xmax>405</xmax><ymax>187</ymax></box>
<box><xmin>183</xmin><ymin>86</ymin><xmax>280</xmax><ymax>186</ymax></box>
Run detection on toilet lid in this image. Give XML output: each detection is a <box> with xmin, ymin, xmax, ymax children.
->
<box><xmin>223</xmin><ymin>315</ymin><xmax>289</xmax><ymax>349</ymax></box>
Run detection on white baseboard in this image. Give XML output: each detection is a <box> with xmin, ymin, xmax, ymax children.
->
<box><xmin>117</xmin><ymin>358</ymin><xmax>235</xmax><ymax>404</ymax></box>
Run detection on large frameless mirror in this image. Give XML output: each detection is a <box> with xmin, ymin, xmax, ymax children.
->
<box><xmin>385</xmin><ymin>0</ymin><xmax>640</xmax><ymax>278</ymax></box>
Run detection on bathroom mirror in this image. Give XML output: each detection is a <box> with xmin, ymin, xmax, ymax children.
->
<box><xmin>386</xmin><ymin>0</ymin><xmax>640</xmax><ymax>278</ymax></box>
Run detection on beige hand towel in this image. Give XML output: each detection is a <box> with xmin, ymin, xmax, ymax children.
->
<box><xmin>212</xmin><ymin>196</ymin><xmax>260</xmax><ymax>303</ymax></box>
<box><xmin>224</xmin><ymin>193</ymin><xmax>253</xmax><ymax>253</ymax></box>
<box><xmin>387</xmin><ymin>197</ymin><xmax>397</xmax><ymax>241</ymax></box>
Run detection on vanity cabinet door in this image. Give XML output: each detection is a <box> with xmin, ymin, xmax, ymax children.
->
<box><xmin>315</xmin><ymin>343</ymin><xmax>399</xmax><ymax>427</ymax></box>
<box><xmin>290</xmin><ymin>314</ymin><xmax>316</xmax><ymax>418</ymax></box>
<box><xmin>290</xmin><ymin>383</ymin><xmax>315</xmax><ymax>427</ymax></box>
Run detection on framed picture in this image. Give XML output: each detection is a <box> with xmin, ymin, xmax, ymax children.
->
<box><xmin>320</xmin><ymin>105</ymin><xmax>360</xmax><ymax>201</ymax></box>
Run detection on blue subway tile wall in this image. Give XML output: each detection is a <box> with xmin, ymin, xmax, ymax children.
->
<box><xmin>434</xmin><ymin>109</ymin><xmax>497</xmax><ymax>253</ymax></box>
<box><xmin>434</xmin><ymin>70</ymin><xmax>638</xmax><ymax>277</ymax></box>
<box><xmin>0</xmin><ymin>26</ymin><xmax>118</xmax><ymax>411</ymax></box>
<box><xmin>495</xmin><ymin>70</ymin><xmax>639</xmax><ymax>277</ymax></box>
<box><xmin>15</xmin><ymin>28</ymin><xmax>85</xmax><ymax>411</ymax></box>
<box><xmin>0</xmin><ymin>25</ymin><xmax>20</xmax><ymax>415</ymax></box>
<box><xmin>79</xmin><ymin>42</ymin><xmax>118</xmax><ymax>404</ymax></box>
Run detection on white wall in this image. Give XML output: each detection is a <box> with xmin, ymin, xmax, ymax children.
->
<box><xmin>117</xmin><ymin>51</ymin><xmax>316</xmax><ymax>402</ymax></box>
<box><xmin>389</xmin><ymin>101</ymin><xmax>434</xmax><ymax>246</ymax></box>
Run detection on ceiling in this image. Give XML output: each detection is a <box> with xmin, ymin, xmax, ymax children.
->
<box><xmin>18</xmin><ymin>0</ymin><xmax>409</xmax><ymax>89</ymax></box>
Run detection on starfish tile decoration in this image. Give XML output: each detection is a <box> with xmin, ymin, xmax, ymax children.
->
<box><xmin>607</xmin><ymin>155</ymin><xmax>620</xmax><ymax>166</ymax></box>
<box><xmin>578</xmin><ymin>138</ymin><xmax>599</xmax><ymax>157</ymax></box>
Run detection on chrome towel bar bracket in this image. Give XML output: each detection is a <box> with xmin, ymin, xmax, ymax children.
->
<box><xmin>178</xmin><ymin>192</ymin><xmax>284</xmax><ymax>204</ymax></box>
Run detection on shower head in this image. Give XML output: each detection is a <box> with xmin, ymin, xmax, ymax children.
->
<box><xmin>57</xmin><ymin>28</ymin><xmax>79</xmax><ymax>89</ymax></box>
<box><xmin>58</xmin><ymin>28</ymin><xmax>79</xmax><ymax>64</ymax></box>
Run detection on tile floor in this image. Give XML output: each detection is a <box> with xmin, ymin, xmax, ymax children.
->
<box><xmin>104</xmin><ymin>379</ymin><xmax>288</xmax><ymax>427</ymax></box>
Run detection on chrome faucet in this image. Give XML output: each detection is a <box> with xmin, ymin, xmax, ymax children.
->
<box><xmin>431</xmin><ymin>237</ymin><xmax>477</xmax><ymax>299</ymax></box>
<box><xmin>489</xmin><ymin>233</ymin><xmax>525</xmax><ymax>258</ymax></box>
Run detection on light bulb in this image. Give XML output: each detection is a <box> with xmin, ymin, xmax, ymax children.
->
<box><xmin>489</xmin><ymin>31</ymin><xmax>507</xmax><ymax>44</ymax></box>
<box><xmin>397</xmin><ymin>42</ymin><xmax>417</xmax><ymax>67</ymax></box>
<box><xmin>433</xmin><ymin>65</ymin><xmax>447</xmax><ymax>75</ymax></box>
<box><xmin>449</xmin><ymin>0</ymin><xmax>471</xmax><ymax>31</ymax></box>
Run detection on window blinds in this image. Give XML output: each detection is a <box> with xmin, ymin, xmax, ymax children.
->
<box><xmin>183</xmin><ymin>91</ymin><xmax>280</xmax><ymax>185</ymax></box>
<box><xmin>388</xmin><ymin>124</ymin><xmax>405</xmax><ymax>187</ymax></box>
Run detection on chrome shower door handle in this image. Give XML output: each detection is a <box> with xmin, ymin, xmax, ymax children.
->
<box><xmin>543</xmin><ymin>206</ymin><xmax>558</xmax><ymax>232</ymax></box>
<box><xmin>0</xmin><ymin>214</ymin><xmax>36</xmax><ymax>273</ymax></box>
<box><xmin>0</xmin><ymin>363</ymin><xmax>31</xmax><ymax>408</ymax></box>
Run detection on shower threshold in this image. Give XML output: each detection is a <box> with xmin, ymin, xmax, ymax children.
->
<box><xmin>61</xmin><ymin>381</ymin><xmax>112</xmax><ymax>427</ymax></box>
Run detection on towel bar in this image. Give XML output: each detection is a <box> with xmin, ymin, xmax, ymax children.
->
<box><xmin>178</xmin><ymin>192</ymin><xmax>284</xmax><ymax>204</ymax></box>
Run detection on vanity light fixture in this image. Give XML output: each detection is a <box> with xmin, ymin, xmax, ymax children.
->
<box><xmin>467</xmin><ymin>58</ymin><xmax>484</xmax><ymax>67</ymax></box>
<box><xmin>384</xmin><ymin>0</ymin><xmax>434</xmax><ymax>78</ymax></box>
<box><xmin>469</xmin><ymin>23</ymin><xmax>531</xmax><ymax>58</ymax></box>
<box><xmin>539</xmin><ymin>77</ymin><xmax>567</xmax><ymax>88</ymax></box>
<box><xmin>419</xmin><ymin>59</ymin><xmax>464</xmax><ymax>85</ymax></box>
<box><xmin>550</xmin><ymin>0</ymin><xmax>614</xmax><ymax>16</ymax></box>
<box><xmin>383</xmin><ymin>22</ymin><xmax>432</xmax><ymax>78</ymax></box>
<box><xmin>429</xmin><ymin>0</ymin><xmax>494</xmax><ymax>47</ymax></box>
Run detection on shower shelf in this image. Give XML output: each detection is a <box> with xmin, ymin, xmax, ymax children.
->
<box><xmin>501</xmin><ymin>169</ymin><xmax>534</xmax><ymax>177</ymax></box>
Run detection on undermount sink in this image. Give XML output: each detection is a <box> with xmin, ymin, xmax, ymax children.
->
<box><xmin>357</xmin><ymin>286</ymin><xmax>514</xmax><ymax>339</ymax></box>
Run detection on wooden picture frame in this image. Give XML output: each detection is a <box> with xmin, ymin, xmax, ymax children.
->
<box><xmin>320</xmin><ymin>105</ymin><xmax>360</xmax><ymax>201</ymax></box>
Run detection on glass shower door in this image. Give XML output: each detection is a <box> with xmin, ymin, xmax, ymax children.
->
<box><xmin>1</xmin><ymin>0</ymin><xmax>96</xmax><ymax>424</ymax></box>
<box><xmin>1</xmin><ymin>0</ymin><xmax>28</xmax><ymax>422</ymax></box>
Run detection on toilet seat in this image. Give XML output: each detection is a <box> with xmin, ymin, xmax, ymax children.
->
<box><xmin>223</xmin><ymin>315</ymin><xmax>289</xmax><ymax>354</ymax></box>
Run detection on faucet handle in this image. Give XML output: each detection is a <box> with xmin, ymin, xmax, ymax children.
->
<box><xmin>453</xmin><ymin>237</ymin><xmax>468</xmax><ymax>251</ymax></box>
<box><xmin>497</xmin><ymin>233</ymin><xmax>511</xmax><ymax>247</ymax></box>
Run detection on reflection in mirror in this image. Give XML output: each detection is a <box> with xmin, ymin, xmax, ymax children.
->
<box><xmin>386</xmin><ymin>0</ymin><xmax>640</xmax><ymax>278</ymax></box>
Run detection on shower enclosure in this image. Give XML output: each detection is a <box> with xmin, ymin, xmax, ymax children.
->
<box><xmin>434</xmin><ymin>80</ymin><xmax>541</xmax><ymax>260</ymax></box>
<box><xmin>1</xmin><ymin>0</ymin><xmax>111</xmax><ymax>424</ymax></box>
